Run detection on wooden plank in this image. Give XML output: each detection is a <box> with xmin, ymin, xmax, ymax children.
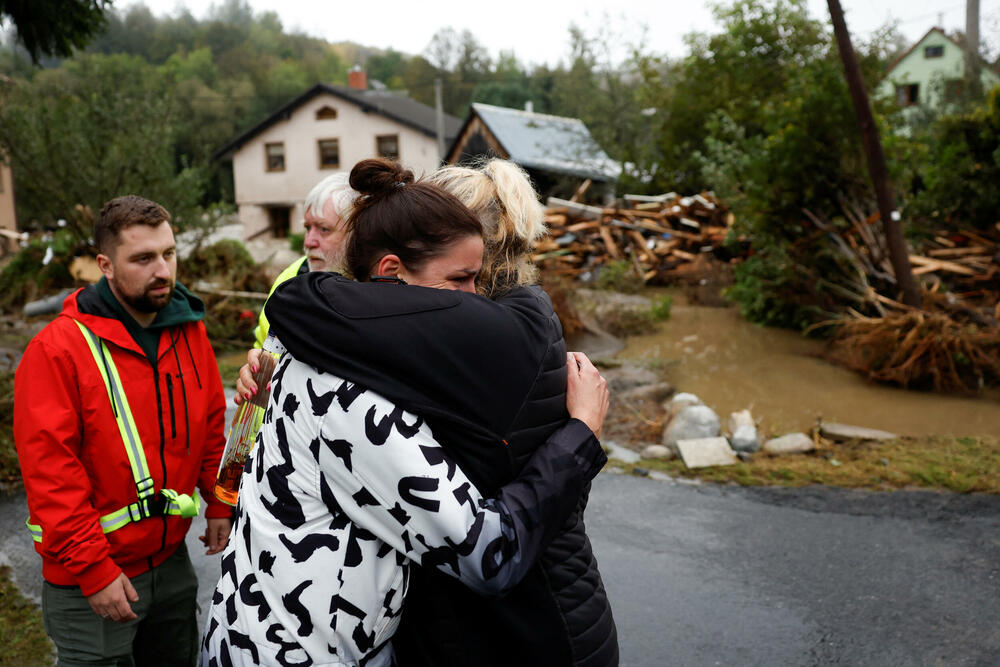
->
<box><xmin>908</xmin><ymin>254</ymin><xmax>977</xmax><ymax>275</ymax></box>
<box><xmin>566</xmin><ymin>220</ymin><xmax>601</xmax><ymax>233</ymax></box>
<box><xmin>598</xmin><ymin>225</ymin><xmax>622</xmax><ymax>259</ymax></box>
<box><xmin>671</xmin><ymin>249</ymin><xmax>697</xmax><ymax>262</ymax></box>
<box><xmin>628</xmin><ymin>230</ymin><xmax>653</xmax><ymax>263</ymax></box>
<box><xmin>569</xmin><ymin>179</ymin><xmax>592</xmax><ymax>203</ymax></box>
<box><xmin>927</xmin><ymin>246</ymin><xmax>991</xmax><ymax>258</ymax></box>
<box><xmin>545</xmin><ymin>197</ymin><xmax>604</xmax><ymax>220</ymax></box>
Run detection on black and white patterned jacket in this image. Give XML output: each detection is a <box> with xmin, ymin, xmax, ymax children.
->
<box><xmin>201</xmin><ymin>353</ymin><xmax>604</xmax><ymax>667</ymax></box>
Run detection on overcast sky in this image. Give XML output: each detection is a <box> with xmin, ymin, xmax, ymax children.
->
<box><xmin>119</xmin><ymin>0</ymin><xmax>1000</xmax><ymax>65</ymax></box>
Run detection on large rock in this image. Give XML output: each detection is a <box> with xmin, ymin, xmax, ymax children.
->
<box><xmin>667</xmin><ymin>392</ymin><xmax>703</xmax><ymax>410</ymax></box>
<box><xmin>676</xmin><ymin>437</ymin><xmax>737</xmax><ymax>468</ymax></box>
<box><xmin>820</xmin><ymin>422</ymin><xmax>897</xmax><ymax>442</ymax></box>
<box><xmin>763</xmin><ymin>432</ymin><xmax>815</xmax><ymax>454</ymax></box>
<box><xmin>727</xmin><ymin>409</ymin><xmax>759</xmax><ymax>453</ymax></box>
<box><xmin>662</xmin><ymin>404</ymin><xmax>721</xmax><ymax>448</ymax></box>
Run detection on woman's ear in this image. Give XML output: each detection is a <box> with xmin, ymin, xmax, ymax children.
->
<box><xmin>374</xmin><ymin>254</ymin><xmax>402</xmax><ymax>277</ymax></box>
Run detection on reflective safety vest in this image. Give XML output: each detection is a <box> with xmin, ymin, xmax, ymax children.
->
<box><xmin>26</xmin><ymin>320</ymin><xmax>199</xmax><ymax>544</ymax></box>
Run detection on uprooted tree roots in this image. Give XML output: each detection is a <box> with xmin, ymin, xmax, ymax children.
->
<box><xmin>827</xmin><ymin>311</ymin><xmax>1000</xmax><ymax>393</ymax></box>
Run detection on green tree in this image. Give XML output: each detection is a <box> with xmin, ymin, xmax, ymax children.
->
<box><xmin>0</xmin><ymin>0</ymin><xmax>112</xmax><ymax>62</ymax></box>
<box><xmin>0</xmin><ymin>53</ymin><xmax>205</xmax><ymax>234</ymax></box>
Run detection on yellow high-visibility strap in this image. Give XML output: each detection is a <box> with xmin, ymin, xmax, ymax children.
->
<box><xmin>74</xmin><ymin>320</ymin><xmax>154</xmax><ymax>500</ymax></box>
<box><xmin>25</xmin><ymin>321</ymin><xmax>199</xmax><ymax>544</ymax></box>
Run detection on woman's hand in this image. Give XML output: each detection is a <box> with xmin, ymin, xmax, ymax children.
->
<box><xmin>565</xmin><ymin>351</ymin><xmax>609</xmax><ymax>438</ymax></box>
<box><xmin>233</xmin><ymin>348</ymin><xmax>263</xmax><ymax>406</ymax></box>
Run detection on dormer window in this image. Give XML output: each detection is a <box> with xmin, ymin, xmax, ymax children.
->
<box><xmin>924</xmin><ymin>45</ymin><xmax>944</xmax><ymax>59</ymax></box>
<box><xmin>316</xmin><ymin>106</ymin><xmax>338</xmax><ymax>120</ymax></box>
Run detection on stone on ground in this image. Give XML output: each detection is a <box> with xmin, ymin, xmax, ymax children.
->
<box><xmin>676</xmin><ymin>437</ymin><xmax>738</xmax><ymax>468</ymax></box>
<box><xmin>662</xmin><ymin>404</ymin><xmax>721</xmax><ymax>448</ymax></box>
<box><xmin>820</xmin><ymin>422</ymin><xmax>897</xmax><ymax>442</ymax></box>
<box><xmin>640</xmin><ymin>444</ymin><xmax>674</xmax><ymax>460</ymax></box>
<box><xmin>604</xmin><ymin>440</ymin><xmax>641</xmax><ymax>464</ymax></box>
<box><xmin>727</xmin><ymin>409</ymin><xmax>759</xmax><ymax>452</ymax></box>
<box><xmin>763</xmin><ymin>432</ymin><xmax>815</xmax><ymax>454</ymax></box>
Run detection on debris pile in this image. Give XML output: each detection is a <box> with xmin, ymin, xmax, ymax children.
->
<box><xmin>532</xmin><ymin>190</ymin><xmax>743</xmax><ymax>285</ymax></box>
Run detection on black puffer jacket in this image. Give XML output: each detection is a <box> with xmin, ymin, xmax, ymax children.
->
<box><xmin>266</xmin><ymin>273</ymin><xmax>618</xmax><ymax>667</ymax></box>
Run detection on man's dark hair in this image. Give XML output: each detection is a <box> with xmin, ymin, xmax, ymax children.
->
<box><xmin>346</xmin><ymin>159</ymin><xmax>482</xmax><ymax>280</ymax></box>
<box><xmin>95</xmin><ymin>195</ymin><xmax>171</xmax><ymax>255</ymax></box>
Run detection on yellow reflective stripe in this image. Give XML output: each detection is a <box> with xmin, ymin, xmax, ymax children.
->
<box><xmin>73</xmin><ymin>320</ymin><xmax>153</xmax><ymax>499</ymax></box>
<box><xmin>99</xmin><ymin>507</ymin><xmax>132</xmax><ymax>534</ymax></box>
<box><xmin>162</xmin><ymin>489</ymin><xmax>200</xmax><ymax>518</ymax></box>
<box><xmin>26</xmin><ymin>518</ymin><xmax>42</xmax><ymax>543</ymax></box>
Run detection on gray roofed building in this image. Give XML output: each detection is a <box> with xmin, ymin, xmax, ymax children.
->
<box><xmin>446</xmin><ymin>103</ymin><xmax>620</xmax><ymax>185</ymax></box>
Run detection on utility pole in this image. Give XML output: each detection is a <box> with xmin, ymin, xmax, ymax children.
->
<box><xmin>434</xmin><ymin>78</ymin><xmax>446</xmax><ymax>163</ymax></box>
<box><xmin>965</xmin><ymin>0</ymin><xmax>983</xmax><ymax>100</ymax></box>
<box><xmin>827</xmin><ymin>0</ymin><xmax>922</xmax><ymax>308</ymax></box>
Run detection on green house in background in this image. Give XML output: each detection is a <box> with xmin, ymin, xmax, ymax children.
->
<box><xmin>877</xmin><ymin>27</ymin><xmax>1000</xmax><ymax>110</ymax></box>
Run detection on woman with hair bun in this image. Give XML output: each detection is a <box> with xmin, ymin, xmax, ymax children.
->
<box><xmin>202</xmin><ymin>159</ymin><xmax>609</xmax><ymax>666</ymax></box>
<box><xmin>265</xmin><ymin>158</ymin><xmax>619</xmax><ymax>667</ymax></box>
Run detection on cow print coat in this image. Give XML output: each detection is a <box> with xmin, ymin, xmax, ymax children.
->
<box><xmin>201</xmin><ymin>353</ymin><xmax>604</xmax><ymax>667</ymax></box>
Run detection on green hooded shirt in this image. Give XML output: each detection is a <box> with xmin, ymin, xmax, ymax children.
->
<box><xmin>97</xmin><ymin>277</ymin><xmax>206</xmax><ymax>362</ymax></box>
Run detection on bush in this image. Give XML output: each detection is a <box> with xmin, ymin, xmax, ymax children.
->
<box><xmin>595</xmin><ymin>260</ymin><xmax>643</xmax><ymax>293</ymax></box>
<box><xmin>650</xmin><ymin>295</ymin><xmax>673</xmax><ymax>320</ymax></box>
<box><xmin>0</xmin><ymin>231</ymin><xmax>84</xmax><ymax>313</ymax></box>
<box><xmin>288</xmin><ymin>233</ymin><xmax>305</xmax><ymax>254</ymax></box>
<box><xmin>904</xmin><ymin>87</ymin><xmax>1000</xmax><ymax>232</ymax></box>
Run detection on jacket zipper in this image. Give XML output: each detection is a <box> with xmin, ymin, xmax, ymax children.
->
<box><xmin>153</xmin><ymin>363</ymin><xmax>168</xmax><ymax>553</ymax></box>
<box><xmin>166</xmin><ymin>373</ymin><xmax>177</xmax><ymax>439</ymax></box>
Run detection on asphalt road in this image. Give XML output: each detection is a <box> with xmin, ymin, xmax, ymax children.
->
<box><xmin>4</xmin><ymin>473</ymin><xmax>1000</xmax><ymax>665</ymax></box>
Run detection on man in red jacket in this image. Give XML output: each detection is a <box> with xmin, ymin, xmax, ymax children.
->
<box><xmin>15</xmin><ymin>195</ymin><xmax>232</xmax><ymax>666</ymax></box>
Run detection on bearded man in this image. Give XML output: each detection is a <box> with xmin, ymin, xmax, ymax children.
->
<box><xmin>14</xmin><ymin>195</ymin><xmax>231</xmax><ymax>666</ymax></box>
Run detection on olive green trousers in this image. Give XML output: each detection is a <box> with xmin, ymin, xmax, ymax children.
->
<box><xmin>42</xmin><ymin>543</ymin><xmax>199</xmax><ymax>667</ymax></box>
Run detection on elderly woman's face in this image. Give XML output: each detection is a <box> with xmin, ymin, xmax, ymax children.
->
<box><xmin>401</xmin><ymin>234</ymin><xmax>483</xmax><ymax>293</ymax></box>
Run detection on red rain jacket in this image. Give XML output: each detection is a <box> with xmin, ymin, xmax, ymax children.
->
<box><xmin>14</xmin><ymin>287</ymin><xmax>229</xmax><ymax>596</ymax></box>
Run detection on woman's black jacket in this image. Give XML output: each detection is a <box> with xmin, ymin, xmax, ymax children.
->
<box><xmin>266</xmin><ymin>273</ymin><xmax>619</xmax><ymax>667</ymax></box>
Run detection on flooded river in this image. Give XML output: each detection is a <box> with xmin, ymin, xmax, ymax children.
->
<box><xmin>616</xmin><ymin>294</ymin><xmax>1000</xmax><ymax>438</ymax></box>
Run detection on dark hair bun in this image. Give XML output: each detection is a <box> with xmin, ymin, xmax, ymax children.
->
<box><xmin>350</xmin><ymin>158</ymin><xmax>415</xmax><ymax>197</ymax></box>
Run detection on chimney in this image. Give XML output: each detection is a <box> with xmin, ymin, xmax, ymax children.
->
<box><xmin>524</xmin><ymin>100</ymin><xmax>534</xmax><ymax>113</ymax></box>
<box><xmin>348</xmin><ymin>65</ymin><xmax>367</xmax><ymax>91</ymax></box>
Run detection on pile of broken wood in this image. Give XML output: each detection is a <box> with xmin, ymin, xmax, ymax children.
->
<box><xmin>804</xmin><ymin>197</ymin><xmax>1000</xmax><ymax>318</ymax></box>
<box><xmin>532</xmin><ymin>185</ymin><xmax>741</xmax><ymax>285</ymax></box>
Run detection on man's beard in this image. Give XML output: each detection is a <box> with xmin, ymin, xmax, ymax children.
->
<box><xmin>122</xmin><ymin>280</ymin><xmax>175</xmax><ymax>314</ymax></box>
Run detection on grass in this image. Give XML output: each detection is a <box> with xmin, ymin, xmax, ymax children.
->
<box><xmin>0</xmin><ymin>567</ymin><xmax>53</xmax><ymax>666</ymax></box>
<box><xmin>609</xmin><ymin>435</ymin><xmax>1000</xmax><ymax>494</ymax></box>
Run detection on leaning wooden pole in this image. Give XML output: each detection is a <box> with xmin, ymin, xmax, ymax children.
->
<box><xmin>827</xmin><ymin>0</ymin><xmax>922</xmax><ymax>307</ymax></box>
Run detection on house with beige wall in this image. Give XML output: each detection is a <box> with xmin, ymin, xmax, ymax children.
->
<box><xmin>0</xmin><ymin>161</ymin><xmax>17</xmax><ymax>252</ymax></box>
<box><xmin>215</xmin><ymin>76</ymin><xmax>461</xmax><ymax>239</ymax></box>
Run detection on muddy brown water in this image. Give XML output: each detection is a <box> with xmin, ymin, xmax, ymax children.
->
<box><xmin>615</xmin><ymin>295</ymin><xmax>1000</xmax><ymax>438</ymax></box>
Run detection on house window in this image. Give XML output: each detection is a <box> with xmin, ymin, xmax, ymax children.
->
<box><xmin>316</xmin><ymin>106</ymin><xmax>338</xmax><ymax>120</ymax></box>
<box><xmin>924</xmin><ymin>45</ymin><xmax>944</xmax><ymax>59</ymax></box>
<box><xmin>376</xmin><ymin>134</ymin><xmax>399</xmax><ymax>160</ymax></box>
<box><xmin>265</xmin><ymin>142</ymin><xmax>285</xmax><ymax>172</ymax></box>
<box><xmin>318</xmin><ymin>139</ymin><xmax>340</xmax><ymax>169</ymax></box>
<box><xmin>895</xmin><ymin>84</ymin><xmax>919</xmax><ymax>107</ymax></box>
